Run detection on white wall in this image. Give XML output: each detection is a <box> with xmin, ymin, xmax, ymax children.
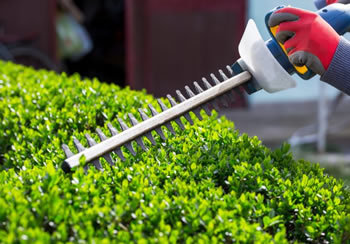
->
<box><xmin>247</xmin><ymin>0</ymin><xmax>340</xmax><ymax>104</ymax></box>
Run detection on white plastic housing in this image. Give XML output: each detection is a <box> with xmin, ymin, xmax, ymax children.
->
<box><xmin>238</xmin><ymin>19</ymin><xmax>296</xmax><ymax>93</ymax></box>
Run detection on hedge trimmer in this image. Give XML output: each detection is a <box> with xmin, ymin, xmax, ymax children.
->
<box><xmin>62</xmin><ymin>4</ymin><xmax>350</xmax><ymax>172</ymax></box>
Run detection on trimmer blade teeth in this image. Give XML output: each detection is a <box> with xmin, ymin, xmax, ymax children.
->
<box><xmin>194</xmin><ymin>82</ymin><xmax>211</xmax><ymax>116</ymax></box>
<box><xmin>136</xmin><ymin>137</ymin><xmax>148</xmax><ymax>151</ymax></box>
<box><xmin>85</xmin><ymin>133</ymin><xmax>97</xmax><ymax>146</ymax></box>
<box><xmin>107</xmin><ymin>123</ymin><xmax>118</xmax><ymax>136</ymax></box>
<box><xmin>202</xmin><ymin>78</ymin><xmax>220</xmax><ymax>111</ymax></box>
<box><xmin>184</xmin><ymin>113</ymin><xmax>194</xmax><ymax>125</ymax></box>
<box><xmin>61</xmin><ymin>144</ymin><xmax>75</xmax><ymax>172</ymax></box>
<box><xmin>185</xmin><ymin>86</ymin><xmax>195</xmax><ymax>98</ymax></box>
<box><xmin>219</xmin><ymin>69</ymin><xmax>229</xmax><ymax>80</ymax></box>
<box><xmin>102</xmin><ymin>126</ymin><xmax>125</xmax><ymax>161</ymax></box>
<box><xmin>118</xmin><ymin>118</ymin><xmax>129</xmax><ymax>131</ymax></box>
<box><xmin>174</xmin><ymin>118</ymin><xmax>185</xmax><ymax>130</ymax></box>
<box><xmin>210</xmin><ymin>73</ymin><xmax>230</xmax><ymax>107</ymax></box>
<box><xmin>62</xmin><ymin>144</ymin><xmax>74</xmax><ymax>158</ymax></box>
<box><xmin>117</xmin><ymin>118</ymin><xmax>137</xmax><ymax>155</ymax></box>
<box><xmin>148</xmin><ymin>104</ymin><xmax>159</xmax><ymax>116</ymax></box>
<box><xmin>176</xmin><ymin>90</ymin><xmax>194</xmax><ymax>125</ymax></box>
<box><xmin>184</xmin><ymin>86</ymin><xmax>204</xmax><ymax>120</ymax></box>
<box><xmin>128</xmin><ymin>113</ymin><xmax>139</xmax><ymax>126</ymax></box>
<box><xmin>202</xmin><ymin>77</ymin><xmax>212</xmax><ymax>89</ymax></box>
<box><xmin>73</xmin><ymin>136</ymin><xmax>103</xmax><ymax>170</ymax></box>
<box><xmin>73</xmin><ymin>137</ymin><xmax>86</xmax><ymax>152</ymax></box>
<box><xmin>202</xmin><ymin>104</ymin><xmax>212</xmax><ymax>116</ymax></box>
<box><xmin>165</xmin><ymin>122</ymin><xmax>176</xmax><ymax>136</ymax></box>
<box><xmin>96</xmin><ymin>128</ymin><xmax>107</xmax><ymax>141</ymax></box>
<box><xmin>83</xmin><ymin>164</ymin><xmax>90</xmax><ymax>172</ymax></box>
<box><xmin>114</xmin><ymin>148</ymin><xmax>126</xmax><ymax>161</ymax></box>
<box><xmin>137</xmin><ymin>109</ymin><xmax>156</xmax><ymax>144</ymax></box>
<box><xmin>219</xmin><ymin>69</ymin><xmax>236</xmax><ymax>101</ymax></box>
<box><xmin>126</xmin><ymin>114</ymin><xmax>148</xmax><ymax>151</ymax></box>
<box><xmin>84</xmin><ymin>134</ymin><xmax>104</xmax><ymax>169</ymax></box>
<box><xmin>145</xmin><ymin>132</ymin><xmax>157</xmax><ymax>145</ymax></box>
<box><xmin>210</xmin><ymin>73</ymin><xmax>221</xmax><ymax>85</ymax></box>
<box><xmin>147</xmin><ymin>104</ymin><xmax>167</xmax><ymax>140</ymax></box>
<box><xmin>125</xmin><ymin>142</ymin><xmax>137</xmax><ymax>156</ymax></box>
<box><xmin>176</xmin><ymin>90</ymin><xmax>186</xmax><ymax>102</ymax></box>
<box><xmin>173</xmin><ymin>116</ymin><xmax>186</xmax><ymax>130</ymax></box>
<box><xmin>92</xmin><ymin>159</ymin><xmax>103</xmax><ymax>170</ymax></box>
<box><xmin>102</xmin><ymin>153</ymin><xmax>115</xmax><ymax>166</ymax></box>
<box><xmin>166</xmin><ymin>95</ymin><xmax>185</xmax><ymax>130</ymax></box>
<box><xmin>193</xmin><ymin>108</ymin><xmax>203</xmax><ymax>120</ymax></box>
<box><xmin>226</xmin><ymin>65</ymin><xmax>234</xmax><ymax>76</ymax></box>
<box><xmin>166</xmin><ymin>95</ymin><xmax>177</xmax><ymax>107</ymax></box>
<box><xmin>87</xmin><ymin>132</ymin><xmax>114</xmax><ymax>166</ymax></box>
<box><xmin>138</xmin><ymin>108</ymin><xmax>149</xmax><ymax>121</ymax></box>
<box><xmin>154</xmin><ymin>127</ymin><xmax>166</xmax><ymax>141</ymax></box>
<box><xmin>155</xmin><ymin>100</ymin><xmax>176</xmax><ymax>135</ymax></box>
<box><xmin>157</xmin><ymin>99</ymin><xmax>169</xmax><ymax>112</ymax></box>
<box><xmin>219</xmin><ymin>69</ymin><xmax>236</xmax><ymax>102</ymax></box>
<box><xmin>194</xmin><ymin>82</ymin><xmax>204</xmax><ymax>93</ymax></box>
<box><xmin>114</xmin><ymin>119</ymin><xmax>137</xmax><ymax>156</ymax></box>
<box><xmin>121</xmin><ymin>139</ymin><xmax>137</xmax><ymax>156</ymax></box>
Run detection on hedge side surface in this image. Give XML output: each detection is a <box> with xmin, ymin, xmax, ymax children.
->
<box><xmin>0</xmin><ymin>61</ymin><xmax>349</xmax><ymax>243</ymax></box>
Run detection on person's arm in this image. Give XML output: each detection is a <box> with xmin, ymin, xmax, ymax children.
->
<box><xmin>268</xmin><ymin>7</ymin><xmax>350</xmax><ymax>95</ymax></box>
<box><xmin>313</xmin><ymin>0</ymin><xmax>350</xmax><ymax>93</ymax></box>
<box><xmin>321</xmin><ymin>37</ymin><xmax>350</xmax><ymax>94</ymax></box>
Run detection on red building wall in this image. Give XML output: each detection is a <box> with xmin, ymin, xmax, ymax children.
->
<box><xmin>0</xmin><ymin>0</ymin><xmax>56</xmax><ymax>62</ymax></box>
<box><xmin>126</xmin><ymin>0</ymin><xmax>247</xmax><ymax>106</ymax></box>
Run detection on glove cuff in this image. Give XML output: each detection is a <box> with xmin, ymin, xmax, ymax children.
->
<box><xmin>321</xmin><ymin>37</ymin><xmax>350</xmax><ymax>95</ymax></box>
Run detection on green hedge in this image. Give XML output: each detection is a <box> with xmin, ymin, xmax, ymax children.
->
<box><xmin>0</xmin><ymin>61</ymin><xmax>349</xmax><ymax>243</ymax></box>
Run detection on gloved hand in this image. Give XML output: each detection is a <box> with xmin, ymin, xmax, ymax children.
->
<box><xmin>314</xmin><ymin>0</ymin><xmax>350</xmax><ymax>9</ymax></box>
<box><xmin>268</xmin><ymin>7</ymin><xmax>340</xmax><ymax>76</ymax></box>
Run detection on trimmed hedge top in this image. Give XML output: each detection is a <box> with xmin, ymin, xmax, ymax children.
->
<box><xmin>0</xmin><ymin>61</ymin><xmax>349</xmax><ymax>243</ymax></box>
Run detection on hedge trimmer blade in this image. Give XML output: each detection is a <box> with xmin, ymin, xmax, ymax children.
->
<box><xmin>61</xmin><ymin>67</ymin><xmax>251</xmax><ymax>172</ymax></box>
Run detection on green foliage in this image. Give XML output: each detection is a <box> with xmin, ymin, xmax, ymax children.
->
<box><xmin>0</xmin><ymin>61</ymin><xmax>349</xmax><ymax>243</ymax></box>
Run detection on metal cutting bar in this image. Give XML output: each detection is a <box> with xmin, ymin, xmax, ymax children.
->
<box><xmin>62</xmin><ymin>71</ymin><xmax>251</xmax><ymax>171</ymax></box>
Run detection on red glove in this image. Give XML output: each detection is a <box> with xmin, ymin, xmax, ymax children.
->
<box><xmin>326</xmin><ymin>0</ymin><xmax>338</xmax><ymax>4</ymax></box>
<box><xmin>268</xmin><ymin>7</ymin><xmax>340</xmax><ymax>76</ymax></box>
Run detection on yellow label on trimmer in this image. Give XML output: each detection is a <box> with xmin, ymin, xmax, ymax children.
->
<box><xmin>270</xmin><ymin>26</ymin><xmax>308</xmax><ymax>75</ymax></box>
